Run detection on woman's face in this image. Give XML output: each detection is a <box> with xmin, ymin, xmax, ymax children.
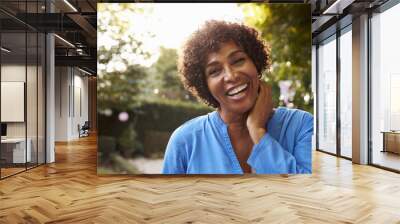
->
<box><xmin>205</xmin><ymin>41</ymin><xmax>260</xmax><ymax>115</ymax></box>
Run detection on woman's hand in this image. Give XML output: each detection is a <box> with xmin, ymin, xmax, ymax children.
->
<box><xmin>246</xmin><ymin>82</ymin><xmax>273</xmax><ymax>144</ymax></box>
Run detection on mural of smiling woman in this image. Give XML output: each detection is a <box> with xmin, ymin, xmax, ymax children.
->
<box><xmin>162</xmin><ymin>20</ymin><xmax>313</xmax><ymax>174</ymax></box>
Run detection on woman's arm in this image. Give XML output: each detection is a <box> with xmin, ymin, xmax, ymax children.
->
<box><xmin>247</xmin><ymin>112</ymin><xmax>313</xmax><ymax>174</ymax></box>
<box><xmin>246</xmin><ymin>81</ymin><xmax>313</xmax><ymax>174</ymax></box>
<box><xmin>162</xmin><ymin>130</ymin><xmax>188</xmax><ymax>174</ymax></box>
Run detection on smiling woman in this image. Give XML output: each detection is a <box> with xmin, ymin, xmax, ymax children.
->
<box><xmin>162</xmin><ymin>20</ymin><xmax>314</xmax><ymax>174</ymax></box>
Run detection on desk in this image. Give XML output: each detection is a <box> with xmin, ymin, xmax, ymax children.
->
<box><xmin>1</xmin><ymin>138</ymin><xmax>31</xmax><ymax>163</ymax></box>
<box><xmin>381</xmin><ymin>131</ymin><xmax>400</xmax><ymax>154</ymax></box>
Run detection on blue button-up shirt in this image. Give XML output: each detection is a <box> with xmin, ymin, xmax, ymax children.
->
<box><xmin>162</xmin><ymin>107</ymin><xmax>313</xmax><ymax>174</ymax></box>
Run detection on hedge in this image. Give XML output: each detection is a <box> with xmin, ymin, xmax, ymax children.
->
<box><xmin>98</xmin><ymin>99</ymin><xmax>213</xmax><ymax>158</ymax></box>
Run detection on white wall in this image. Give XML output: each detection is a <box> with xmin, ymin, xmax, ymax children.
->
<box><xmin>55</xmin><ymin>67</ymin><xmax>69</xmax><ymax>141</ymax></box>
<box><xmin>1</xmin><ymin>65</ymin><xmax>25</xmax><ymax>81</ymax></box>
<box><xmin>74</xmin><ymin>73</ymin><xmax>89</xmax><ymax>135</ymax></box>
<box><xmin>55</xmin><ymin>67</ymin><xmax>89</xmax><ymax>141</ymax></box>
<box><xmin>1</xmin><ymin>63</ymin><xmax>46</xmax><ymax>164</ymax></box>
<box><xmin>1</xmin><ymin>65</ymin><xmax>28</xmax><ymax>137</ymax></box>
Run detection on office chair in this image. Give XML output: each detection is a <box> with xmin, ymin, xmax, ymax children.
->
<box><xmin>79</xmin><ymin>121</ymin><xmax>90</xmax><ymax>138</ymax></box>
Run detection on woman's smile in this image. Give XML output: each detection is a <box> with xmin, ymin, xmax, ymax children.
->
<box><xmin>225</xmin><ymin>82</ymin><xmax>249</xmax><ymax>100</ymax></box>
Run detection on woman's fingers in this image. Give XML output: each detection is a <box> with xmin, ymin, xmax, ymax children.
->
<box><xmin>265</xmin><ymin>83</ymin><xmax>272</xmax><ymax>107</ymax></box>
<box><xmin>257</xmin><ymin>82</ymin><xmax>270</xmax><ymax>109</ymax></box>
<box><xmin>255</xmin><ymin>82</ymin><xmax>265</xmax><ymax>106</ymax></box>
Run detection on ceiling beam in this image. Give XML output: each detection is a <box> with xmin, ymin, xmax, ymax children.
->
<box><xmin>323</xmin><ymin>0</ymin><xmax>356</xmax><ymax>14</ymax></box>
<box><xmin>66</xmin><ymin>13</ymin><xmax>96</xmax><ymax>45</ymax></box>
<box><xmin>55</xmin><ymin>55</ymin><xmax>96</xmax><ymax>70</ymax></box>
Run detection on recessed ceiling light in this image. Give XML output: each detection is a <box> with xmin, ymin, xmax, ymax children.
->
<box><xmin>1</xmin><ymin>47</ymin><xmax>11</xmax><ymax>53</ymax></box>
<box><xmin>323</xmin><ymin>0</ymin><xmax>355</xmax><ymax>15</ymax></box>
<box><xmin>78</xmin><ymin>67</ymin><xmax>93</xmax><ymax>76</ymax></box>
<box><xmin>54</xmin><ymin>34</ymin><xmax>75</xmax><ymax>48</ymax></box>
<box><xmin>63</xmin><ymin>0</ymin><xmax>78</xmax><ymax>12</ymax></box>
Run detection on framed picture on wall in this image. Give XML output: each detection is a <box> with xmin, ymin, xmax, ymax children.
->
<box><xmin>1</xmin><ymin>81</ymin><xmax>25</xmax><ymax>122</ymax></box>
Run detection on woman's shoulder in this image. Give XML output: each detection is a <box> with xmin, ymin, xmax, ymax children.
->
<box><xmin>169</xmin><ymin>112</ymin><xmax>213</xmax><ymax>143</ymax></box>
<box><xmin>177</xmin><ymin>113</ymin><xmax>211</xmax><ymax>131</ymax></box>
<box><xmin>268</xmin><ymin>107</ymin><xmax>313</xmax><ymax>141</ymax></box>
<box><xmin>275</xmin><ymin>107</ymin><xmax>313</xmax><ymax>121</ymax></box>
<box><xmin>271</xmin><ymin>107</ymin><xmax>313</xmax><ymax>130</ymax></box>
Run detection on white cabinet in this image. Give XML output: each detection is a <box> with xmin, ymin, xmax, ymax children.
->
<box><xmin>1</xmin><ymin>138</ymin><xmax>32</xmax><ymax>163</ymax></box>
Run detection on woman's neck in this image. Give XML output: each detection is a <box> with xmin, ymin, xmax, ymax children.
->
<box><xmin>217</xmin><ymin>107</ymin><xmax>276</xmax><ymax>132</ymax></box>
<box><xmin>217</xmin><ymin>108</ymin><xmax>247</xmax><ymax>131</ymax></box>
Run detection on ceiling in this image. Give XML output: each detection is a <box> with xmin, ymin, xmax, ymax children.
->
<box><xmin>4</xmin><ymin>0</ymin><xmax>391</xmax><ymax>73</ymax></box>
<box><xmin>308</xmin><ymin>0</ymin><xmax>389</xmax><ymax>43</ymax></box>
<box><xmin>0</xmin><ymin>0</ymin><xmax>97</xmax><ymax>75</ymax></box>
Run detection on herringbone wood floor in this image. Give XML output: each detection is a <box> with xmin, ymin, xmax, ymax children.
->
<box><xmin>1</xmin><ymin>135</ymin><xmax>400</xmax><ymax>223</ymax></box>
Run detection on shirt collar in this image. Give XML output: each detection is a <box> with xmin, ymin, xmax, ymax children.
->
<box><xmin>209</xmin><ymin>110</ymin><xmax>226</xmax><ymax>129</ymax></box>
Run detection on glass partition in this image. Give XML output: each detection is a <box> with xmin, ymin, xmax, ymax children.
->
<box><xmin>38</xmin><ymin>32</ymin><xmax>45</xmax><ymax>165</ymax></box>
<box><xmin>27</xmin><ymin>31</ymin><xmax>38</xmax><ymax>169</ymax></box>
<box><xmin>0</xmin><ymin>0</ymin><xmax>46</xmax><ymax>179</ymax></box>
<box><xmin>339</xmin><ymin>27</ymin><xmax>352</xmax><ymax>158</ymax></box>
<box><xmin>317</xmin><ymin>35</ymin><xmax>337</xmax><ymax>154</ymax></box>
<box><xmin>26</xmin><ymin>0</ymin><xmax>45</xmax><ymax>169</ymax></box>
<box><xmin>1</xmin><ymin>30</ymin><xmax>28</xmax><ymax>177</ymax></box>
<box><xmin>371</xmin><ymin>3</ymin><xmax>400</xmax><ymax>171</ymax></box>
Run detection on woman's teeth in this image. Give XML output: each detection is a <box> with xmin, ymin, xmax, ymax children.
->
<box><xmin>227</xmin><ymin>83</ymin><xmax>248</xmax><ymax>96</ymax></box>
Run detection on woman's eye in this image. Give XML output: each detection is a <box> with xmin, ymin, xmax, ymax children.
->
<box><xmin>233</xmin><ymin>58</ymin><xmax>245</xmax><ymax>65</ymax></box>
<box><xmin>208</xmin><ymin>69</ymin><xmax>221</xmax><ymax>77</ymax></box>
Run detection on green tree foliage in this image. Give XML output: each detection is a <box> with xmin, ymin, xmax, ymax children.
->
<box><xmin>241</xmin><ymin>3</ymin><xmax>313</xmax><ymax>113</ymax></box>
<box><xmin>97</xmin><ymin>66</ymin><xmax>148</xmax><ymax>111</ymax></box>
<box><xmin>155</xmin><ymin>47</ymin><xmax>181</xmax><ymax>96</ymax></box>
<box><xmin>97</xmin><ymin>4</ymin><xmax>155</xmax><ymax>173</ymax></box>
<box><xmin>97</xmin><ymin>4</ymin><xmax>153</xmax><ymax>111</ymax></box>
<box><xmin>150</xmin><ymin>47</ymin><xmax>196</xmax><ymax>102</ymax></box>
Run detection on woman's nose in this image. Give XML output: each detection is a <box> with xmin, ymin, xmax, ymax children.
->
<box><xmin>223</xmin><ymin>66</ymin><xmax>239</xmax><ymax>82</ymax></box>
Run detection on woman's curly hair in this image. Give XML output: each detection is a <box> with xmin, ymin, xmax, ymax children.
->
<box><xmin>178</xmin><ymin>20</ymin><xmax>271</xmax><ymax>108</ymax></box>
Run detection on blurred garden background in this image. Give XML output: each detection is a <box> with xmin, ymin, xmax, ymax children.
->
<box><xmin>97</xmin><ymin>3</ymin><xmax>311</xmax><ymax>174</ymax></box>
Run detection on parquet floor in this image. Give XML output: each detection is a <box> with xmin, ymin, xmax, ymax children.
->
<box><xmin>1</xmin><ymin>167</ymin><xmax>26</xmax><ymax>177</ymax></box>
<box><xmin>1</xmin><ymin>135</ymin><xmax>400</xmax><ymax>223</ymax></box>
